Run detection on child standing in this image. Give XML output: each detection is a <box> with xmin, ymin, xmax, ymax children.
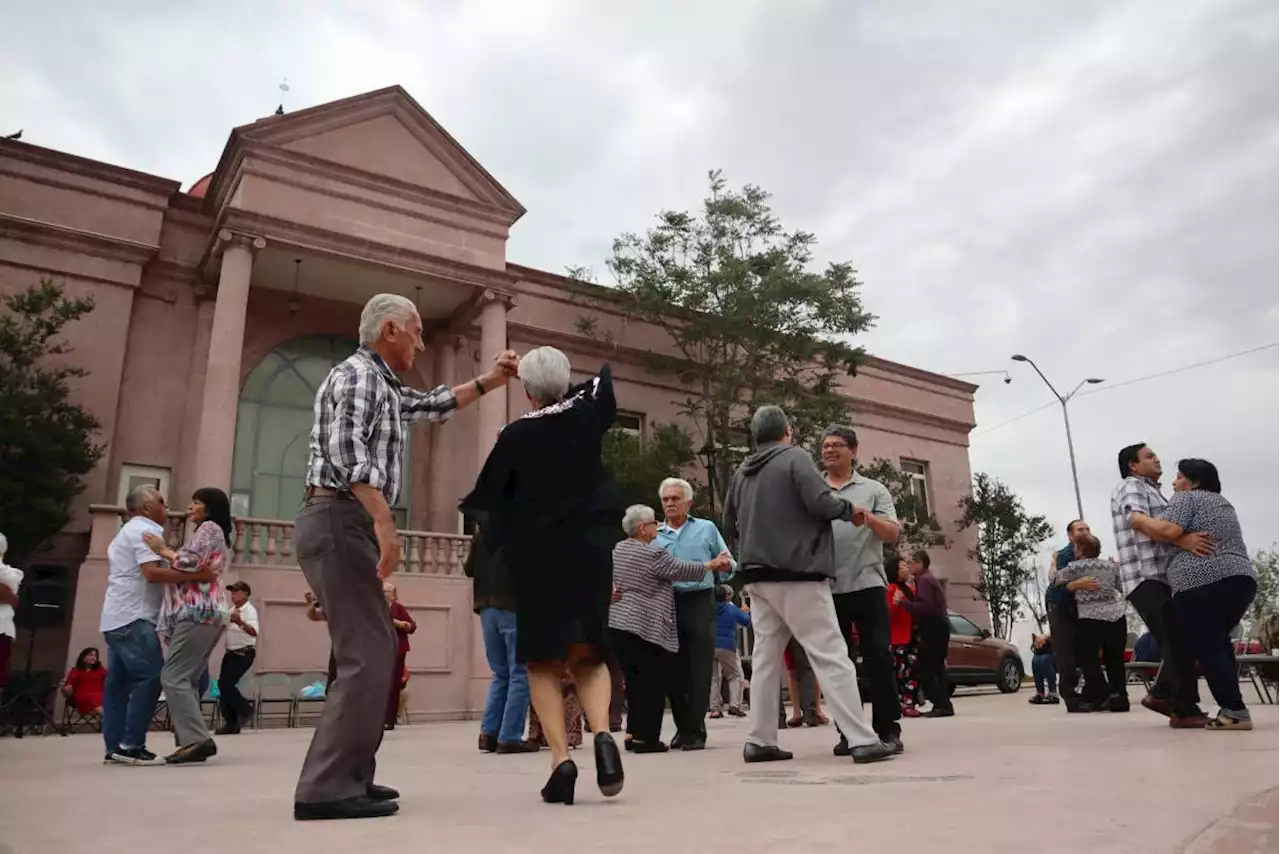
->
<box><xmin>709</xmin><ymin>585</ymin><xmax>751</xmax><ymax>718</ymax></box>
<box><xmin>1028</xmin><ymin>634</ymin><xmax>1060</xmax><ymax>704</ymax></box>
<box><xmin>1056</xmin><ymin>534</ymin><xmax>1129</xmax><ymax>712</ymax></box>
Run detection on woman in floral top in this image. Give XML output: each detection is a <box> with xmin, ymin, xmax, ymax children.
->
<box><xmin>143</xmin><ymin>486</ymin><xmax>231</xmax><ymax>764</ymax></box>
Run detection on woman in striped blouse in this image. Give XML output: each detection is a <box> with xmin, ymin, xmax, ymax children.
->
<box><xmin>610</xmin><ymin>505</ymin><xmax>730</xmax><ymax>753</ymax></box>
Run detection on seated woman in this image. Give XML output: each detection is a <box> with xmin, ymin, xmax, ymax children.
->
<box><xmin>62</xmin><ymin>647</ymin><xmax>107</xmax><ymax>717</ymax></box>
<box><xmin>610</xmin><ymin>504</ymin><xmax>727</xmax><ymax>752</ymax></box>
<box><xmin>461</xmin><ymin>347</ymin><xmax>627</xmax><ymax>806</ymax></box>
<box><xmin>1129</xmin><ymin>458</ymin><xmax>1258</xmax><ymax>730</ymax></box>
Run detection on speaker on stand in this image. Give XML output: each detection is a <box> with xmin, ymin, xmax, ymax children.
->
<box><xmin>0</xmin><ymin>566</ymin><xmax>69</xmax><ymax>737</ymax></box>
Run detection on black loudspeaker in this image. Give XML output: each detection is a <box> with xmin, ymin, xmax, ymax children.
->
<box><xmin>14</xmin><ymin>565</ymin><xmax>70</xmax><ymax>631</ymax></box>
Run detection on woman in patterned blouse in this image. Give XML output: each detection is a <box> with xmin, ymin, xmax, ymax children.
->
<box><xmin>1128</xmin><ymin>459</ymin><xmax>1258</xmax><ymax>730</ymax></box>
<box><xmin>143</xmin><ymin>487</ymin><xmax>232</xmax><ymax>762</ymax></box>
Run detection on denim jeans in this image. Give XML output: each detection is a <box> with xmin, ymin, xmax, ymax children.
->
<box><xmin>102</xmin><ymin>619</ymin><xmax>164</xmax><ymax>753</ymax></box>
<box><xmin>479</xmin><ymin>608</ymin><xmax>529</xmax><ymax>743</ymax></box>
<box><xmin>1175</xmin><ymin>575</ymin><xmax>1258</xmax><ymax>713</ymax></box>
<box><xmin>1032</xmin><ymin>652</ymin><xmax>1058</xmax><ymax>695</ymax></box>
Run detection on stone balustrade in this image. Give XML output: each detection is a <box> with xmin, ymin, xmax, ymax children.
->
<box><xmin>86</xmin><ymin>505</ymin><xmax>472</xmax><ymax>575</ymax></box>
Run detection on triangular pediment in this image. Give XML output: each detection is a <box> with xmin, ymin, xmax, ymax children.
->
<box><xmin>233</xmin><ymin>86</ymin><xmax>524</xmax><ymax>222</ymax></box>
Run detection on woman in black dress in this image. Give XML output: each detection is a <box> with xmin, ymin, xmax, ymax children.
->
<box><xmin>461</xmin><ymin>346</ymin><xmax>626</xmax><ymax>805</ymax></box>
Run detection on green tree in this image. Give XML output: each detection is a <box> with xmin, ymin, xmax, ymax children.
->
<box><xmin>0</xmin><ymin>280</ymin><xmax>104</xmax><ymax>561</ymax></box>
<box><xmin>855</xmin><ymin>457</ymin><xmax>946</xmax><ymax>559</ymax></box>
<box><xmin>601</xmin><ymin>422</ymin><xmax>703</xmax><ymax>513</ymax></box>
<box><xmin>572</xmin><ymin>170</ymin><xmax>875</xmax><ymax>517</ymax></box>
<box><xmin>1249</xmin><ymin>545</ymin><xmax>1278</xmax><ymax>628</ymax></box>
<box><xmin>957</xmin><ymin>473</ymin><xmax>1053</xmax><ymax>640</ymax></box>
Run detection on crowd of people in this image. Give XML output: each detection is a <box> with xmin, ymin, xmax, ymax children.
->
<box><xmin>1030</xmin><ymin>446</ymin><xmax>1260</xmax><ymax>731</ymax></box>
<box><xmin>2</xmin><ymin>292</ymin><xmax>1260</xmax><ymax>823</ymax></box>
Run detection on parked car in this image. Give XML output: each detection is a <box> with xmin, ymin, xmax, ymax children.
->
<box><xmin>944</xmin><ymin>612</ymin><xmax>1024</xmax><ymax>693</ymax></box>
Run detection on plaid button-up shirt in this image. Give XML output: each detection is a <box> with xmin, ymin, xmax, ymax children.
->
<box><xmin>1110</xmin><ymin>475</ymin><xmax>1174</xmax><ymax>596</ymax></box>
<box><xmin>305</xmin><ymin>346</ymin><xmax>457</xmax><ymax>506</ymax></box>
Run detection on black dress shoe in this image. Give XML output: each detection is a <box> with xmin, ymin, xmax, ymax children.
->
<box><xmin>366</xmin><ymin>783</ymin><xmax>399</xmax><ymax>801</ymax></box>
<box><xmin>680</xmin><ymin>738</ymin><xmax>706</xmax><ymax>752</ymax></box>
<box><xmin>833</xmin><ymin>736</ymin><xmax>850</xmax><ymax>757</ymax></box>
<box><xmin>884</xmin><ymin>735</ymin><xmax>904</xmax><ymax>755</ymax></box>
<box><xmin>669</xmin><ymin>733</ymin><xmax>686</xmax><ymax>749</ymax></box>
<box><xmin>478</xmin><ymin>733</ymin><xmax>498</xmax><ymax>753</ymax></box>
<box><xmin>851</xmin><ymin>741</ymin><xmax>896</xmax><ymax>764</ymax></box>
<box><xmin>165</xmin><ymin>739</ymin><xmax>217</xmax><ymax>764</ymax></box>
<box><xmin>295</xmin><ymin>796</ymin><xmax>399</xmax><ymax>821</ymax></box>
<box><xmin>743</xmin><ymin>743</ymin><xmax>793</xmax><ymax>763</ymax></box>
<box><xmin>496</xmin><ymin>740</ymin><xmax>541</xmax><ymax>754</ymax></box>
<box><xmin>922</xmin><ymin>708</ymin><xmax>954</xmax><ymax>718</ymax></box>
<box><xmin>214</xmin><ymin>726</ymin><xmax>240</xmax><ymax>735</ymax></box>
<box><xmin>541</xmin><ymin>761</ymin><xmax>578</xmax><ymax>805</ymax></box>
<box><xmin>630</xmin><ymin>740</ymin><xmax>669</xmax><ymax>754</ymax></box>
<box><xmin>594</xmin><ymin>732</ymin><xmax>625</xmax><ymax>797</ymax></box>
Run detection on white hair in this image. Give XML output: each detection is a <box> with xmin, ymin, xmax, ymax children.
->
<box><xmin>621</xmin><ymin>504</ymin><xmax>657</xmax><ymax>538</ymax></box>
<box><xmin>518</xmin><ymin>346</ymin><xmax>572</xmax><ymax>405</ymax></box>
<box><xmin>659</xmin><ymin>477</ymin><xmax>694</xmax><ymax>502</ymax></box>
<box><xmin>0</xmin><ymin>532</ymin><xmax>6</xmax><ymax>560</ymax></box>
<box><xmin>359</xmin><ymin>293</ymin><xmax>419</xmax><ymax>345</ymax></box>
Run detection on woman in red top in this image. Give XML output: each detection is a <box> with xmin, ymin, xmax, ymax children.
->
<box><xmin>885</xmin><ymin>555</ymin><xmax>921</xmax><ymax>718</ymax></box>
<box><xmin>62</xmin><ymin>647</ymin><xmax>107</xmax><ymax>716</ymax></box>
<box><xmin>383</xmin><ymin>582</ymin><xmax>417</xmax><ymax>730</ymax></box>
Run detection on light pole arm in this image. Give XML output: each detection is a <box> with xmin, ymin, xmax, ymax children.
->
<box><xmin>1022</xmin><ymin>357</ymin><xmax>1065</xmax><ymax>402</ymax></box>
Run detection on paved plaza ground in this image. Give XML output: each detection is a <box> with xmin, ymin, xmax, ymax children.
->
<box><xmin>2</xmin><ymin>686</ymin><xmax>1275</xmax><ymax>854</ymax></box>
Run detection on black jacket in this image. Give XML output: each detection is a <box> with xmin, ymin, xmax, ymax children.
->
<box><xmin>464</xmin><ymin>527</ymin><xmax>516</xmax><ymax>614</ymax></box>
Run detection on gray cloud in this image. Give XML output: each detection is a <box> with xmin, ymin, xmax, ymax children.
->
<box><xmin>3</xmin><ymin>0</ymin><xmax>1275</xmax><ymax>556</ymax></box>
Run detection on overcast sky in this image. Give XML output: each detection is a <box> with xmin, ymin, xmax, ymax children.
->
<box><xmin>3</xmin><ymin>0</ymin><xmax>1276</xmax><ymax>560</ymax></box>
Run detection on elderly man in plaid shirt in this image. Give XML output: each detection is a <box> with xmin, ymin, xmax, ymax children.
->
<box><xmin>292</xmin><ymin>293</ymin><xmax>518</xmax><ymax>821</ymax></box>
<box><xmin>1111</xmin><ymin>443</ymin><xmax>1213</xmax><ymax>728</ymax></box>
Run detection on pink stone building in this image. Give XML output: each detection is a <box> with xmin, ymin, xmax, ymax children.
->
<box><xmin>0</xmin><ymin>86</ymin><xmax>980</xmax><ymax>719</ymax></box>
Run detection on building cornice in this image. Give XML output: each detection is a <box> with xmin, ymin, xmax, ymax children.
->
<box><xmin>0</xmin><ymin>212</ymin><xmax>159</xmax><ymax>267</ymax></box>
<box><xmin>0</xmin><ymin>138</ymin><xmax>181</xmax><ymax>198</ymax></box>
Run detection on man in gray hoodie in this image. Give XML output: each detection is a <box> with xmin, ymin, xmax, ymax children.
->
<box><xmin>723</xmin><ymin>406</ymin><xmax>895</xmax><ymax>765</ymax></box>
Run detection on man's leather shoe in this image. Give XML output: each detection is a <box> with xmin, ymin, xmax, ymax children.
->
<box><xmin>478</xmin><ymin>733</ymin><xmax>498</xmax><ymax>753</ymax></box>
<box><xmin>743</xmin><ymin>743</ymin><xmax>793</xmax><ymax>763</ymax></box>
<box><xmin>681</xmin><ymin>738</ymin><xmax>706</xmax><ymax>752</ymax></box>
<box><xmin>884</xmin><ymin>735</ymin><xmax>904</xmax><ymax>755</ymax></box>
<box><xmin>496</xmin><ymin>740</ymin><xmax>540</xmax><ymax>754</ymax></box>
<box><xmin>294</xmin><ymin>796</ymin><xmax>399</xmax><ymax>821</ymax></box>
<box><xmin>669</xmin><ymin>733</ymin><xmax>686</xmax><ymax>749</ymax></box>
<box><xmin>366</xmin><ymin>784</ymin><xmax>399</xmax><ymax>801</ymax></box>
<box><xmin>851</xmin><ymin>741</ymin><xmax>896</xmax><ymax>764</ymax></box>
<box><xmin>833</xmin><ymin>736</ymin><xmax>850</xmax><ymax>757</ymax></box>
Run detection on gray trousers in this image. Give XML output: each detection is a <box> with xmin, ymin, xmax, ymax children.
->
<box><xmin>160</xmin><ymin>621</ymin><xmax>223</xmax><ymax>746</ymax></box>
<box><xmin>294</xmin><ymin>496</ymin><xmax>397</xmax><ymax>805</ymax></box>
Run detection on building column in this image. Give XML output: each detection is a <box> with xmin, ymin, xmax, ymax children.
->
<box><xmin>428</xmin><ymin>336</ymin><xmax>464</xmax><ymax>532</ymax></box>
<box><xmin>193</xmin><ymin>230</ymin><xmax>265</xmax><ymax>492</ymax></box>
<box><xmin>476</xmin><ymin>290</ymin><xmax>511</xmax><ymax>463</ymax></box>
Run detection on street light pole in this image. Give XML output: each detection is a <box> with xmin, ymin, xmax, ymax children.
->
<box><xmin>1010</xmin><ymin>355</ymin><xmax>1104</xmax><ymax>521</ymax></box>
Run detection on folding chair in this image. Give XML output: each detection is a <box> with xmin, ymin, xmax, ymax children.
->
<box><xmin>254</xmin><ymin>673</ymin><xmax>295</xmax><ymax>729</ymax></box>
<box><xmin>291</xmin><ymin>672</ymin><xmax>328</xmax><ymax>728</ymax></box>
<box><xmin>61</xmin><ymin>700</ymin><xmax>103</xmax><ymax>734</ymax></box>
<box><xmin>200</xmin><ymin>681</ymin><xmax>220</xmax><ymax>730</ymax></box>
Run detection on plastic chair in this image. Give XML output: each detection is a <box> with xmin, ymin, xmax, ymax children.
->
<box><xmin>291</xmin><ymin>672</ymin><xmax>328</xmax><ymax>727</ymax></box>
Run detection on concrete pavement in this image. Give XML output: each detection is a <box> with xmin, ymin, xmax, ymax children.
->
<box><xmin>0</xmin><ymin>686</ymin><xmax>1274</xmax><ymax>854</ymax></box>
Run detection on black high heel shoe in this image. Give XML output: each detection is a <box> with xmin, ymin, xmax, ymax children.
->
<box><xmin>541</xmin><ymin>760</ymin><xmax>578</xmax><ymax>805</ymax></box>
<box><xmin>593</xmin><ymin>732</ymin><xmax>624</xmax><ymax>797</ymax></box>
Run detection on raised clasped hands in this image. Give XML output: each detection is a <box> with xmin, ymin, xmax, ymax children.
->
<box><xmin>493</xmin><ymin>350</ymin><xmax>520</xmax><ymax>378</ymax></box>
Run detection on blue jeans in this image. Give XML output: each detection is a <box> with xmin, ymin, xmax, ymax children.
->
<box><xmin>479</xmin><ymin>608</ymin><xmax>529</xmax><ymax>743</ymax></box>
<box><xmin>1032</xmin><ymin>652</ymin><xmax>1058</xmax><ymax>695</ymax></box>
<box><xmin>102</xmin><ymin>619</ymin><xmax>164</xmax><ymax>753</ymax></box>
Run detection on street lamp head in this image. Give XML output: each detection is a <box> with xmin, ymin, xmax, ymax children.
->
<box><xmin>1010</xmin><ymin>354</ymin><xmax>1028</xmax><ymax>362</ymax></box>
<box><xmin>1086</xmin><ymin>378</ymin><xmax>1104</xmax><ymax>384</ymax></box>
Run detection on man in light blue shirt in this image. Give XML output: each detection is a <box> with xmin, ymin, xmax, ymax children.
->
<box><xmin>657</xmin><ymin>477</ymin><xmax>734</xmax><ymax>750</ymax></box>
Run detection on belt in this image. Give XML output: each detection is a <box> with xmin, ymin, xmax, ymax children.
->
<box><xmin>304</xmin><ymin>486</ymin><xmax>355</xmax><ymax>502</ymax></box>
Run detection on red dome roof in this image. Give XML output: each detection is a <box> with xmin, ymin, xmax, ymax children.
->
<box><xmin>188</xmin><ymin>172</ymin><xmax>213</xmax><ymax>198</ymax></box>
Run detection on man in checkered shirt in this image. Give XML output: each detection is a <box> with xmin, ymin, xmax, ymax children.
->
<box><xmin>292</xmin><ymin>293</ymin><xmax>518</xmax><ymax>821</ymax></box>
<box><xmin>1111</xmin><ymin>442</ymin><xmax>1211</xmax><ymax>727</ymax></box>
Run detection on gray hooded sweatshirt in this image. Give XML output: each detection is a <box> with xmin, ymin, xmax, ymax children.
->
<box><xmin>722</xmin><ymin>442</ymin><xmax>854</xmax><ymax>584</ymax></box>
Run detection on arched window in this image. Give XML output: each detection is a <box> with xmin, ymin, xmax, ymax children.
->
<box><xmin>231</xmin><ymin>336</ymin><xmax>412</xmax><ymax>526</ymax></box>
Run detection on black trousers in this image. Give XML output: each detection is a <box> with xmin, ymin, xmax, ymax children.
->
<box><xmin>833</xmin><ymin>588</ymin><xmax>901</xmax><ymax>740</ymax></box>
<box><xmin>218</xmin><ymin>647</ymin><xmax>256</xmax><ymax>729</ymax></box>
<box><xmin>916</xmin><ymin>616</ymin><xmax>952</xmax><ymax>713</ymax></box>
<box><xmin>612</xmin><ymin>629</ymin><xmax>673</xmax><ymax>743</ymax></box>
<box><xmin>1075</xmin><ymin>618</ymin><xmax>1127</xmax><ymax>703</ymax></box>
<box><xmin>1047</xmin><ymin>605</ymin><xmax>1080</xmax><ymax>699</ymax></box>
<box><xmin>1128</xmin><ymin>579</ymin><xmax>1200</xmax><ymax>713</ymax></box>
<box><xmin>668</xmin><ymin>589</ymin><xmax>714</xmax><ymax>742</ymax></box>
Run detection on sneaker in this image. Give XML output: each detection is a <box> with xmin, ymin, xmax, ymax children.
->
<box><xmin>1046</xmin><ymin>695</ymin><xmax>1061</xmax><ymax>704</ymax></box>
<box><xmin>1206</xmin><ymin>710</ymin><xmax>1253</xmax><ymax>731</ymax></box>
<box><xmin>1028</xmin><ymin>694</ymin><xmax>1046</xmax><ymax>705</ymax></box>
<box><xmin>109</xmin><ymin>747</ymin><xmax>162</xmax><ymax>766</ymax></box>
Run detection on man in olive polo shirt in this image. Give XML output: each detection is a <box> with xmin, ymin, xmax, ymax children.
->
<box><xmin>820</xmin><ymin>425</ymin><xmax>903</xmax><ymax>756</ymax></box>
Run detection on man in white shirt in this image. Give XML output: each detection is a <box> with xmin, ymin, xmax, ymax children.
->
<box><xmin>101</xmin><ymin>486</ymin><xmax>213</xmax><ymax>766</ymax></box>
<box><xmin>217</xmin><ymin>581</ymin><xmax>259</xmax><ymax>734</ymax></box>
<box><xmin>0</xmin><ymin>532</ymin><xmax>22</xmax><ymax>692</ymax></box>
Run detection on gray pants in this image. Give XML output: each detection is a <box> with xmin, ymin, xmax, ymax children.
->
<box><xmin>294</xmin><ymin>496</ymin><xmax>397</xmax><ymax>805</ymax></box>
<box><xmin>161</xmin><ymin>621</ymin><xmax>223</xmax><ymax>746</ymax></box>
<box><xmin>709</xmin><ymin>648</ymin><xmax>744</xmax><ymax>711</ymax></box>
